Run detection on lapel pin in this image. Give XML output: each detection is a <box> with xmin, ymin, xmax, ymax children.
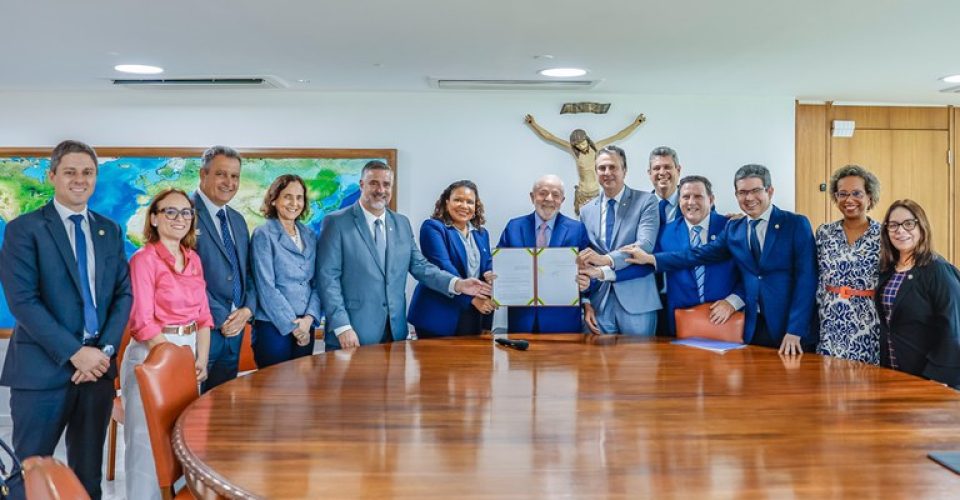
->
<box><xmin>774</xmin><ymin>224</ymin><xmax>780</xmax><ymax>230</ymax></box>
<box><xmin>710</xmin><ymin>235</ymin><xmax>716</xmax><ymax>241</ymax></box>
<box><xmin>908</xmin><ymin>274</ymin><xmax>914</xmax><ymax>280</ymax></box>
<box><xmin>196</xmin><ymin>229</ymin><xmax>202</xmax><ymax>236</ymax></box>
<box><xmin>98</xmin><ymin>229</ymin><xmax>105</xmax><ymax>236</ymax></box>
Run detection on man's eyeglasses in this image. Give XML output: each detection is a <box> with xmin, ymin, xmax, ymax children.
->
<box><xmin>835</xmin><ymin>190</ymin><xmax>866</xmax><ymax>200</ymax></box>
<box><xmin>157</xmin><ymin>207</ymin><xmax>195</xmax><ymax>221</ymax></box>
<box><xmin>885</xmin><ymin>219</ymin><xmax>918</xmax><ymax>232</ymax></box>
<box><xmin>735</xmin><ymin>187</ymin><xmax>766</xmax><ymax>198</ymax></box>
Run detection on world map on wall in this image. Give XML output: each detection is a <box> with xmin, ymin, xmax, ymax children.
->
<box><xmin>0</xmin><ymin>154</ymin><xmax>381</xmax><ymax>330</ymax></box>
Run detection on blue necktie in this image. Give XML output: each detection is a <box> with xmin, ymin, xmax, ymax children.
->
<box><xmin>374</xmin><ymin>219</ymin><xmax>386</xmax><ymax>267</ymax></box>
<box><xmin>691</xmin><ymin>226</ymin><xmax>705</xmax><ymax>303</ymax></box>
<box><xmin>749</xmin><ymin>219</ymin><xmax>763</xmax><ymax>264</ymax></box>
<box><xmin>604</xmin><ymin>199</ymin><xmax>616</xmax><ymax>250</ymax></box>
<box><xmin>216</xmin><ymin>209</ymin><xmax>243</xmax><ymax>308</ymax></box>
<box><xmin>68</xmin><ymin>214</ymin><xmax>99</xmax><ymax>341</ymax></box>
<box><xmin>658</xmin><ymin>198</ymin><xmax>669</xmax><ymax>227</ymax></box>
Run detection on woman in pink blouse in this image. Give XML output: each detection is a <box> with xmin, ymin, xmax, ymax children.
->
<box><xmin>120</xmin><ymin>188</ymin><xmax>213</xmax><ymax>500</ymax></box>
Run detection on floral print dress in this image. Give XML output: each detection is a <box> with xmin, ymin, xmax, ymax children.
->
<box><xmin>815</xmin><ymin>219</ymin><xmax>882</xmax><ymax>364</ymax></box>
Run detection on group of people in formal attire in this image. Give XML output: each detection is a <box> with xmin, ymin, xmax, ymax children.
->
<box><xmin>1</xmin><ymin>139</ymin><xmax>959</xmax><ymax>499</ymax></box>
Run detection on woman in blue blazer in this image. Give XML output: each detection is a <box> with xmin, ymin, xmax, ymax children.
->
<box><xmin>251</xmin><ymin>174</ymin><xmax>322</xmax><ymax>367</ymax></box>
<box><xmin>408</xmin><ymin>180</ymin><xmax>495</xmax><ymax>337</ymax></box>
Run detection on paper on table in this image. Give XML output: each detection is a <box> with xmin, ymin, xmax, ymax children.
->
<box><xmin>672</xmin><ymin>338</ymin><xmax>747</xmax><ymax>354</ymax></box>
<box><xmin>492</xmin><ymin>248</ymin><xmax>536</xmax><ymax>306</ymax></box>
<box><xmin>536</xmin><ymin>247</ymin><xmax>580</xmax><ymax>306</ymax></box>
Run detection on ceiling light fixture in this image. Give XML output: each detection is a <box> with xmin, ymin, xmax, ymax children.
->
<box><xmin>941</xmin><ymin>74</ymin><xmax>960</xmax><ymax>83</ymax></box>
<box><xmin>114</xmin><ymin>64</ymin><xmax>164</xmax><ymax>75</ymax></box>
<box><xmin>539</xmin><ymin>67</ymin><xmax>587</xmax><ymax>78</ymax></box>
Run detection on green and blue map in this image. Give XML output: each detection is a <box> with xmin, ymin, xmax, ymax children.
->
<box><xmin>0</xmin><ymin>155</ymin><xmax>373</xmax><ymax>329</ymax></box>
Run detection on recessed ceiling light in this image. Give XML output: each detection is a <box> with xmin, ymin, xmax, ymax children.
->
<box><xmin>114</xmin><ymin>64</ymin><xmax>164</xmax><ymax>75</ymax></box>
<box><xmin>941</xmin><ymin>74</ymin><xmax>960</xmax><ymax>83</ymax></box>
<box><xmin>539</xmin><ymin>67</ymin><xmax>587</xmax><ymax>78</ymax></box>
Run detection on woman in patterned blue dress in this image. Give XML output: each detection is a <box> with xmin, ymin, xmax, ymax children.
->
<box><xmin>815</xmin><ymin>165</ymin><xmax>882</xmax><ymax>364</ymax></box>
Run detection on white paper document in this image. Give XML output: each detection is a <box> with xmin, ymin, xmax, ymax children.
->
<box><xmin>535</xmin><ymin>247</ymin><xmax>580</xmax><ymax>306</ymax></box>
<box><xmin>492</xmin><ymin>247</ymin><xmax>579</xmax><ymax>306</ymax></box>
<box><xmin>492</xmin><ymin>248</ymin><xmax>536</xmax><ymax>306</ymax></box>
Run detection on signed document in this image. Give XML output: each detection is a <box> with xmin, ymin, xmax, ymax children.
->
<box><xmin>492</xmin><ymin>247</ymin><xmax>579</xmax><ymax>306</ymax></box>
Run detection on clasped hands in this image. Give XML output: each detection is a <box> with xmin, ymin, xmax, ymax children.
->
<box><xmin>469</xmin><ymin>271</ymin><xmax>497</xmax><ymax>315</ymax></box>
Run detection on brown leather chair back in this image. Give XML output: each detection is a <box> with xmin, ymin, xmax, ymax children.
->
<box><xmin>114</xmin><ymin>327</ymin><xmax>132</xmax><ymax>391</ymax></box>
<box><xmin>674</xmin><ymin>302</ymin><xmax>745</xmax><ymax>343</ymax></box>
<box><xmin>134</xmin><ymin>343</ymin><xmax>198</xmax><ymax>491</ymax></box>
<box><xmin>238</xmin><ymin>323</ymin><xmax>257</xmax><ymax>372</ymax></box>
<box><xmin>22</xmin><ymin>456</ymin><xmax>90</xmax><ymax>500</ymax></box>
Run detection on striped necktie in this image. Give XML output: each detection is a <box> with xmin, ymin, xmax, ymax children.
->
<box><xmin>691</xmin><ymin>225</ymin><xmax>705</xmax><ymax>303</ymax></box>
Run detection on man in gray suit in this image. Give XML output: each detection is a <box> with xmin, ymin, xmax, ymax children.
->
<box><xmin>578</xmin><ymin>145</ymin><xmax>661</xmax><ymax>335</ymax></box>
<box><xmin>317</xmin><ymin>161</ymin><xmax>491</xmax><ymax>349</ymax></box>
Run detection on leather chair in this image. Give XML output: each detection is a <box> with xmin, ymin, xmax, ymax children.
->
<box><xmin>238</xmin><ymin>323</ymin><xmax>257</xmax><ymax>373</ymax></box>
<box><xmin>106</xmin><ymin>327</ymin><xmax>132</xmax><ymax>481</ymax></box>
<box><xmin>22</xmin><ymin>456</ymin><xmax>90</xmax><ymax>500</ymax></box>
<box><xmin>134</xmin><ymin>343</ymin><xmax>198</xmax><ymax>500</ymax></box>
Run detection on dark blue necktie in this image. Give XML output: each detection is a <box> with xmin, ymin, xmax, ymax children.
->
<box><xmin>68</xmin><ymin>214</ymin><xmax>99</xmax><ymax>340</ymax></box>
<box><xmin>691</xmin><ymin>226</ymin><xmax>705</xmax><ymax>302</ymax></box>
<box><xmin>604</xmin><ymin>199</ymin><xmax>616</xmax><ymax>250</ymax></box>
<box><xmin>658</xmin><ymin>198</ymin><xmax>669</xmax><ymax>227</ymax></box>
<box><xmin>216</xmin><ymin>209</ymin><xmax>243</xmax><ymax>307</ymax></box>
<box><xmin>749</xmin><ymin>219</ymin><xmax>763</xmax><ymax>264</ymax></box>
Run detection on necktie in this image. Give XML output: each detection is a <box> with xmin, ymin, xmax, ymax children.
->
<box><xmin>604</xmin><ymin>199</ymin><xmax>616</xmax><ymax>250</ymax></box>
<box><xmin>374</xmin><ymin>219</ymin><xmax>386</xmax><ymax>267</ymax></box>
<box><xmin>749</xmin><ymin>219</ymin><xmax>763</xmax><ymax>264</ymax></box>
<box><xmin>691</xmin><ymin>226</ymin><xmax>705</xmax><ymax>303</ymax></box>
<box><xmin>68</xmin><ymin>214</ymin><xmax>99</xmax><ymax>340</ymax></box>
<box><xmin>536</xmin><ymin>221</ymin><xmax>548</xmax><ymax>248</ymax></box>
<box><xmin>216</xmin><ymin>209</ymin><xmax>243</xmax><ymax>307</ymax></box>
<box><xmin>658</xmin><ymin>198</ymin><xmax>670</xmax><ymax>226</ymax></box>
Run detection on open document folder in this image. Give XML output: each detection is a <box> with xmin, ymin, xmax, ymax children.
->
<box><xmin>491</xmin><ymin>247</ymin><xmax>580</xmax><ymax>306</ymax></box>
<box><xmin>672</xmin><ymin>338</ymin><xmax>748</xmax><ymax>354</ymax></box>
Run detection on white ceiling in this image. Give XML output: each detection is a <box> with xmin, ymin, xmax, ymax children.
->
<box><xmin>4</xmin><ymin>0</ymin><xmax>960</xmax><ymax>103</ymax></box>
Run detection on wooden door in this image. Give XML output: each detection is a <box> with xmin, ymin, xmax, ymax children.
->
<box><xmin>830</xmin><ymin>129</ymin><xmax>951</xmax><ymax>258</ymax></box>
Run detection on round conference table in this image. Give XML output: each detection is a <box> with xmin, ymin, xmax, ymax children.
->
<box><xmin>173</xmin><ymin>335</ymin><xmax>960</xmax><ymax>498</ymax></box>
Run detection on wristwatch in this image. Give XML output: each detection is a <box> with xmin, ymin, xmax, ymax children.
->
<box><xmin>101</xmin><ymin>345</ymin><xmax>116</xmax><ymax>357</ymax></box>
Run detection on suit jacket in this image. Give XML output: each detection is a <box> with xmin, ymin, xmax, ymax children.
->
<box><xmin>655</xmin><ymin>205</ymin><xmax>817</xmax><ymax>345</ymax></box>
<box><xmin>656</xmin><ymin>212</ymin><xmax>744</xmax><ymax>334</ymax></box>
<box><xmin>251</xmin><ymin>218</ymin><xmax>322</xmax><ymax>333</ymax></box>
<box><xmin>0</xmin><ymin>202</ymin><xmax>132</xmax><ymax>390</ymax></box>
<box><xmin>193</xmin><ymin>192</ymin><xmax>258</xmax><ymax>330</ymax></box>
<box><xmin>876</xmin><ymin>257</ymin><xmax>960</xmax><ymax>388</ymax></box>
<box><xmin>497</xmin><ymin>212</ymin><xmax>590</xmax><ymax>333</ymax></box>
<box><xmin>317</xmin><ymin>203</ymin><xmax>455</xmax><ymax>347</ymax></box>
<box><xmin>580</xmin><ymin>186</ymin><xmax>661</xmax><ymax>314</ymax></box>
<box><xmin>408</xmin><ymin>218</ymin><xmax>493</xmax><ymax>336</ymax></box>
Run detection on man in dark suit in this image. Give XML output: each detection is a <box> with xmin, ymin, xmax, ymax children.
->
<box><xmin>192</xmin><ymin>145</ymin><xmax>257</xmax><ymax>392</ymax></box>
<box><xmin>317</xmin><ymin>161</ymin><xmax>490</xmax><ymax>349</ymax></box>
<box><xmin>648</xmin><ymin>146</ymin><xmax>682</xmax><ymax>336</ymax></box>
<box><xmin>624</xmin><ymin>164</ymin><xmax>817</xmax><ymax>355</ymax></box>
<box><xmin>655</xmin><ymin>176</ymin><xmax>744</xmax><ymax>334</ymax></box>
<box><xmin>0</xmin><ymin>140</ymin><xmax>132</xmax><ymax>500</ymax></box>
<box><xmin>497</xmin><ymin>174</ymin><xmax>591</xmax><ymax>332</ymax></box>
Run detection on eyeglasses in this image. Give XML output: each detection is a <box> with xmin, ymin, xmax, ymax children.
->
<box><xmin>835</xmin><ymin>190</ymin><xmax>866</xmax><ymax>200</ymax></box>
<box><xmin>157</xmin><ymin>207</ymin><xmax>195</xmax><ymax>221</ymax></box>
<box><xmin>735</xmin><ymin>187</ymin><xmax>766</xmax><ymax>198</ymax></box>
<box><xmin>885</xmin><ymin>219</ymin><xmax>918</xmax><ymax>232</ymax></box>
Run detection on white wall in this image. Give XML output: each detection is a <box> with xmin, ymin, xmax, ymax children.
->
<box><xmin>0</xmin><ymin>90</ymin><xmax>795</xmax><ymax>238</ymax></box>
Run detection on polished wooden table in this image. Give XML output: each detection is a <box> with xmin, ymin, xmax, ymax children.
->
<box><xmin>174</xmin><ymin>335</ymin><xmax>960</xmax><ymax>498</ymax></box>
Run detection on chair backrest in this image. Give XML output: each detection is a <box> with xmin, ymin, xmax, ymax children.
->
<box><xmin>114</xmin><ymin>327</ymin><xmax>133</xmax><ymax>391</ymax></box>
<box><xmin>238</xmin><ymin>323</ymin><xmax>257</xmax><ymax>372</ymax></box>
<box><xmin>134</xmin><ymin>343</ymin><xmax>199</xmax><ymax>490</ymax></box>
<box><xmin>22</xmin><ymin>456</ymin><xmax>90</xmax><ymax>500</ymax></box>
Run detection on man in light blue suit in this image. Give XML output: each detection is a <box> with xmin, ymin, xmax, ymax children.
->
<box><xmin>0</xmin><ymin>140</ymin><xmax>132</xmax><ymax>500</ymax></box>
<box><xmin>193</xmin><ymin>145</ymin><xmax>257</xmax><ymax>392</ymax></box>
<box><xmin>577</xmin><ymin>145</ymin><xmax>662</xmax><ymax>335</ymax></box>
<box><xmin>655</xmin><ymin>176</ymin><xmax>744</xmax><ymax>334</ymax></box>
<box><xmin>317</xmin><ymin>161</ymin><xmax>491</xmax><ymax>350</ymax></box>
<box><xmin>497</xmin><ymin>174</ymin><xmax>591</xmax><ymax>333</ymax></box>
<box><xmin>625</xmin><ymin>164</ymin><xmax>817</xmax><ymax>355</ymax></box>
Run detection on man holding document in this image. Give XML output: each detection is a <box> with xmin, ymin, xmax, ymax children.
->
<box><xmin>496</xmin><ymin>175</ymin><xmax>590</xmax><ymax>332</ymax></box>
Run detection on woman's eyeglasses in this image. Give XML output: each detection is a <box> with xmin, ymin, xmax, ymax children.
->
<box><xmin>885</xmin><ymin>219</ymin><xmax>918</xmax><ymax>232</ymax></box>
<box><xmin>157</xmin><ymin>207</ymin><xmax>195</xmax><ymax>221</ymax></box>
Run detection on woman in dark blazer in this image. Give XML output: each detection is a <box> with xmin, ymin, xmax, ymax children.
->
<box><xmin>875</xmin><ymin>199</ymin><xmax>960</xmax><ymax>388</ymax></box>
<box><xmin>408</xmin><ymin>180</ymin><xmax>495</xmax><ymax>337</ymax></box>
<box><xmin>251</xmin><ymin>174</ymin><xmax>322</xmax><ymax>367</ymax></box>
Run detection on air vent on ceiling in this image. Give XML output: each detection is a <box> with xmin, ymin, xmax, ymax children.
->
<box><xmin>940</xmin><ymin>85</ymin><xmax>960</xmax><ymax>93</ymax></box>
<box><xmin>432</xmin><ymin>78</ymin><xmax>599</xmax><ymax>90</ymax></box>
<box><xmin>112</xmin><ymin>76</ymin><xmax>288</xmax><ymax>90</ymax></box>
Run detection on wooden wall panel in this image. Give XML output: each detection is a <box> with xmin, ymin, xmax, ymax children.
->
<box><xmin>795</xmin><ymin>103</ymin><xmax>828</xmax><ymax>227</ymax></box>
<box><xmin>830</xmin><ymin>106</ymin><xmax>949</xmax><ymax>130</ymax></box>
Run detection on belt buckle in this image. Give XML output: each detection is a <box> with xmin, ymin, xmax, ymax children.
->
<box><xmin>838</xmin><ymin>286</ymin><xmax>851</xmax><ymax>299</ymax></box>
